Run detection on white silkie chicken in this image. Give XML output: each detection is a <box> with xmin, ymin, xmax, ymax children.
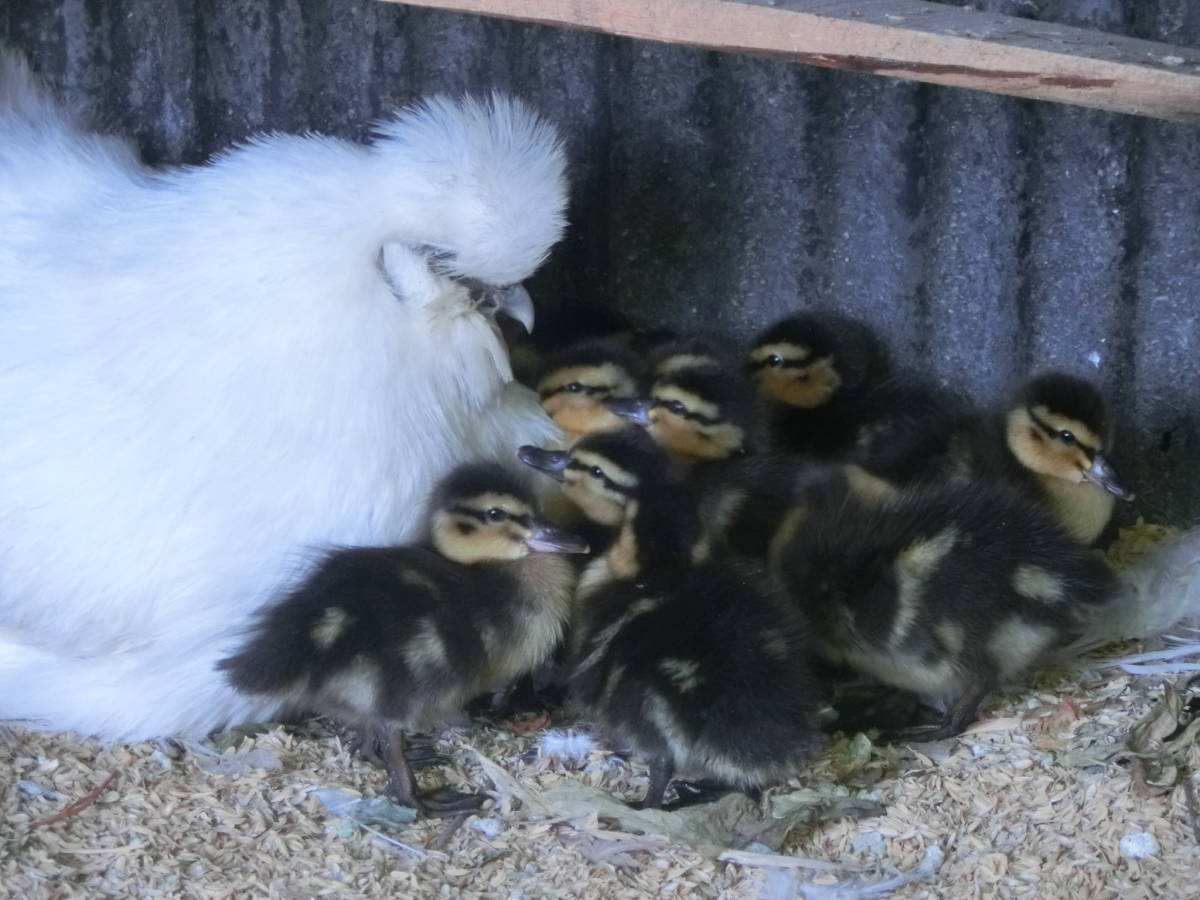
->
<box><xmin>0</xmin><ymin>50</ymin><xmax>566</xmax><ymax>739</ymax></box>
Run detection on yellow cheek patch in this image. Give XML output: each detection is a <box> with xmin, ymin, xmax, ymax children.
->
<box><xmin>564</xmin><ymin>482</ymin><xmax>625</xmax><ymax>526</ymax></box>
<box><xmin>755</xmin><ymin>358</ymin><xmax>840</xmax><ymax>409</ymax></box>
<box><xmin>651</xmin><ymin>416</ymin><xmax>743</xmax><ymax>460</ymax></box>
<box><xmin>1007</xmin><ymin>408</ymin><xmax>1093</xmax><ymax>483</ymax></box>
<box><xmin>543</xmin><ymin>396</ymin><xmax>626</xmax><ymax>436</ymax></box>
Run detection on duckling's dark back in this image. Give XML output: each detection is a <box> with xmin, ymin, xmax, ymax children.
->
<box><xmin>778</xmin><ymin>476</ymin><xmax>1116</xmax><ymax>670</ymax></box>
<box><xmin>220</xmin><ymin>545</ymin><xmax>519</xmax><ymax>723</ymax></box>
<box><xmin>570</xmin><ymin>558</ymin><xmax>828</xmax><ymax>785</ymax></box>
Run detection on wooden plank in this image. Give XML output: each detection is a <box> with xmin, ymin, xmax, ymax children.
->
<box><xmin>381</xmin><ymin>0</ymin><xmax>1200</xmax><ymax>123</ymax></box>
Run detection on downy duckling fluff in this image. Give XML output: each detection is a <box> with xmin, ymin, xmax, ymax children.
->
<box><xmin>747</xmin><ymin>311</ymin><xmax>969</xmax><ymax>483</ymax></box>
<box><xmin>219</xmin><ymin>463</ymin><xmax>587</xmax><ymax>814</ymax></box>
<box><xmin>535</xmin><ymin>339</ymin><xmax>642</xmax><ymax>440</ymax></box>
<box><xmin>952</xmin><ymin>372</ymin><xmax>1133</xmax><ymax>545</ymax></box>
<box><xmin>607</xmin><ymin>363</ymin><xmax>830</xmax><ymax>561</ymax></box>
<box><xmin>770</xmin><ymin>471</ymin><xmax>1117</xmax><ymax>741</ymax></box>
<box><xmin>519</xmin><ymin>428</ymin><xmax>830</xmax><ymax>808</ymax></box>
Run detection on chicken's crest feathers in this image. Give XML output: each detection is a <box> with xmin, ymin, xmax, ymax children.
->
<box><xmin>372</xmin><ymin>93</ymin><xmax>568</xmax><ymax>287</ymax></box>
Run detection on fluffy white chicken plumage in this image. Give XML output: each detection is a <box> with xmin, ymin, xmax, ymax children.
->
<box><xmin>0</xmin><ymin>51</ymin><xmax>565</xmax><ymax>739</ymax></box>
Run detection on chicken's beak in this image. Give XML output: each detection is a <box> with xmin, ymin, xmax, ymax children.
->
<box><xmin>525</xmin><ymin>519</ymin><xmax>589</xmax><ymax>554</ymax></box>
<box><xmin>494</xmin><ymin>284</ymin><xmax>535</xmax><ymax>334</ymax></box>
<box><xmin>1082</xmin><ymin>453</ymin><xmax>1135</xmax><ymax>501</ymax></box>
<box><xmin>517</xmin><ymin>445</ymin><xmax>570</xmax><ymax>482</ymax></box>
<box><xmin>605</xmin><ymin>397</ymin><xmax>653</xmax><ymax>427</ymax></box>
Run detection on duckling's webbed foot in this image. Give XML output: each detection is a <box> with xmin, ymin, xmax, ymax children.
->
<box><xmin>418</xmin><ymin>786</ymin><xmax>490</xmax><ymax>817</ymax></box>
<box><xmin>661</xmin><ymin>779</ymin><xmax>745</xmax><ymax>811</ymax></box>
<box><xmin>830</xmin><ymin>685</ymin><xmax>921</xmax><ymax>734</ymax></box>
<box><xmin>883</xmin><ymin>686</ymin><xmax>989</xmax><ymax>745</ymax></box>
<box><xmin>405</xmin><ymin>738</ymin><xmax>451</xmax><ymax>771</ymax></box>
<box><xmin>352</xmin><ymin>726</ymin><xmax>447</xmax><ymax>771</ymax></box>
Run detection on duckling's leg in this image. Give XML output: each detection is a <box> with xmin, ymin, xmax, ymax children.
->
<box><xmin>886</xmin><ymin>685</ymin><xmax>990</xmax><ymax>744</ymax></box>
<box><xmin>638</xmin><ymin>755</ymin><xmax>675</xmax><ymax>810</ymax></box>
<box><xmin>351</xmin><ymin>725</ymin><xmax>447</xmax><ymax>771</ymax></box>
<box><xmin>379</xmin><ymin>727</ymin><xmax>489</xmax><ymax>817</ymax></box>
<box><xmin>381</xmin><ymin>727</ymin><xmax>421</xmax><ymax>810</ymax></box>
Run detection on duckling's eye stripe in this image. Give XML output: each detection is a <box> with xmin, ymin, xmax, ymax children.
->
<box><xmin>539</xmin><ymin>384</ymin><xmax>613</xmax><ymax>399</ymax></box>
<box><xmin>652</xmin><ymin>401</ymin><xmax>722</xmax><ymax>427</ymax></box>
<box><xmin>1027</xmin><ymin>408</ymin><xmax>1097</xmax><ymax>456</ymax></box>
<box><xmin>565</xmin><ymin>459</ymin><xmax>633</xmax><ymax>495</ymax></box>
<box><xmin>749</xmin><ymin>358</ymin><xmax>807</xmax><ymax>372</ymax></box>
<box><xmin>509</xmin><ymin>513</ymin><xmax>532</xmax><ymax>528</ymax></box>
<box><xmin>450</xmin><ymin>505</ymin><xmax>488</xmax><ymax>523</ymax></box>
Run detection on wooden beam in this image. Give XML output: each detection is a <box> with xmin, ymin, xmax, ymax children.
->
<box><xmin>382</xmin><ymin>0</ymin><xmax>1200</xmax><ymax>123</ymax></box>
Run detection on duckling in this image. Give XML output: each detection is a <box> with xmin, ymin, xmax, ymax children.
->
<box><xmin>747</xmin><ymin>312</ymin><xmax>889</xmax><ymax>457</ymax></box>
<box><xmin>218</xmin><ymin>463</ymin><xmax>587</xmax><ymax>814</ymax></box>
<box><xmin>604</xmin><ymin>362</ymin><xmax>830</xmax><ymax>561</ymax></box>
<box><xmin>535</xmin><ymin>338</ymin><xmax>643</xmax><ymax>440</ymax></box>
<box><xmin>747</xmin><ymin>312</ymin><xmax>969</xmax><ymax>483</ymax></box>
<box><xmin>606</xmin><ymin>363</ymin><xmax>762</xmax><ymax>466</ymax></box>
<box><xmin>518</xmin><ymin>428</ymin><xmax>829</xmax><ymax>808</ymax></box>
<box><xmin>951</xmin><ymin>372</ymin><xmax>1133</xmax><ymax>545</ymax></box>
<box><xmin>770</xmin><ymin>471</ymin><xmax>1117</xmax><ymax>741</ymax></box>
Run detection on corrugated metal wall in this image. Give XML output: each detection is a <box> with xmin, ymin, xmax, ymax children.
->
<box><xmin>4</xmin><ymin>0</ymin><xmax>1199</xmax><ymax>525</ymax></box>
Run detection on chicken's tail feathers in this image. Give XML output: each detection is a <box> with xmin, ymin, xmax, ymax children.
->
<box><xmin>0</xmin><ymin>631</ymin><xmax>279</xmax><ymax>741</ymax></box>
<box><xmin>0</xmin><ymin>47</ymin><xmax>83</xmax><ymax>136</ymax></box>
<box><xmin>1057</xmin><ymin>527</ymin><xmax>1200</xmax><ymax>670</ymax></box>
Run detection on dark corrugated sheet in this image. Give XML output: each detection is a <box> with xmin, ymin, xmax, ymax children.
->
<box><xmin>4</xmin><ymin>0</ymin><xmax>1199</xmax><ymax>524</ymax></box>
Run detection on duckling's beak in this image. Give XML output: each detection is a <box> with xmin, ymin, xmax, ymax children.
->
<box><xmin>605</xmin><ymin>397</ymin><xmax>653</xmax><ymax>427</ymax></box>
<box><xmin>526</xmin><ymin>519</ymin><xmax>589</xmax><ymax>554</ymax></box>
<box><xmin>517</xmin><ymin>445</ymin><xmax>570</xmax><ymax>482</ymax></box>
<box><xmin>494</xmin><ymin>283</ymin><xmax>535</xmax><ymax>334</ymax></box>
<box><xmin>1083</xmin><ymin>454</ymin><xmax>1135</xmax><ymax>501</ymax></box>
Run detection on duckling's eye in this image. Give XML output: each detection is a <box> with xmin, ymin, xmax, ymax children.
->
<box><xmin>589</xmin><ymin>465</ymin><xmax>604</xmax><ymax>479</ymax></box>
<box><xmin>565</xmin><ymin>382</ymin><xmax>584</xmax><ymax>394</ymax></box>
<box><xmin>1058</xmin><ymin>430</ymin><xmax>1076</xmax><ymax>446</ymax></box>
<box><xmin>668</xmin><ymin>401</ymin><xmax>687</xmax><ymax>415</ymax></box>
<box><xmin>767</xmin><ymin>354</ymin><xmax>783</xmax><ymax>368</ymax></box>
<box><xmin>486</xmin><ymin>508</ymin><xmax>508</xmax><ymax>522</ymax></box>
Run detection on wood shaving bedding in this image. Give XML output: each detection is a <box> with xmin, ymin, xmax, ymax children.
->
<box><xmin>4</xmin><ymin>526</ymin><xmax>1200</xmax><ymax>899</ymax></box>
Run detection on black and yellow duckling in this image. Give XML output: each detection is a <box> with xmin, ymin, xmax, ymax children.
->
<box><xmin>951</xmin><ymin>372</ymin><xmax>1134</xmax><ymax>545</ymax></box>
<box><xmin>603</xmin><ymin>362</ymin><xmax>828</xmax><ymax>561</ymax></box>
<box><xmin>518</xmin><ymin>427</ymin><xmax>829</xmax><ymax>808</ymax></box>
<box><xmin>606</xmin><ymin>363</ymin><xmax>762</xmax><ymax>466</ymax></box>
<box><xmin>746</xmin><ymin>312</ymin><xmax>969</xmax><ymax>483</ymax></box>
<box><xmin>534</xmin><ymin>338</ymin><xmax>643</xmax><ymax>440</ymax></box>
<box><xmin>770</xmin><ymin>470</ymin><xmax>1117</xmax><ymax>741</ymax></box>
<box><xmin>219</xmin><ymin>463</ymin><xmax>587</xmax><ymax>814</ymax></box>
<box><xmin>747</xmin><ymin>312</ymin><xmax>888</xmax><ymax>457</ymax></box>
